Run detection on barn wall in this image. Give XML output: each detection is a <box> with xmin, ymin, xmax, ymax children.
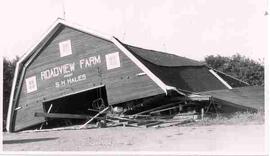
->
<box><xmin>13</xmin><ymin>26</ymin><xmax>163</xmax><ymax>131</ymax></box>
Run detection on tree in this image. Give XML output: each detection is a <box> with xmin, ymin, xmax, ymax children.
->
<box><xmin>204</xmin><ymin>54</ymin><xmax>264</xmax><ymax>86</ymax></box>
<box><xmin>3</xmin><ymin>56</ymin><xmax>19</xmax><ymax>131</ymax></box>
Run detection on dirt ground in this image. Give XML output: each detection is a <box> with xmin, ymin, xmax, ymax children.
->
<box><xmin>2</xmin><ymin>123</ymin><xmax>266</xmax><ymax>154</ymax></box>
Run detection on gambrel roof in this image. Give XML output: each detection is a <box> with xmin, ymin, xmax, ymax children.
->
<box><xmin>7</xmin><ymin>18</ymin><xmax>249</xmax><ymax>132</ymax></box>
<box><xmin>7</xmin><ymin>18</ymin><xmax>185</xmax><ymax>131</ymax></box>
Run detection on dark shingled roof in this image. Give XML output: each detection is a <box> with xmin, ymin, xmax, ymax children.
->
<box><xmin>116</xmin><ymin>40</ymin><xmax>247</xmax><ymax>92</ymax></box>
<box><xmin>200</xmin><ymin>86</ymin><xmax>264</xmax><ymax>111</ymax></box>
<box><xmin>123</xmin><ymin>44</ymin><xmax>204</xmax><ymax>67</ymax></box>
<box><xmin>117</xmin><ymin>41</ymin><xmax>227</xmax><ymax>92</ymax></box>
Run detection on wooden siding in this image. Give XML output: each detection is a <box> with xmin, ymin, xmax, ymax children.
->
<box><xmin>13</xmin><ymin>26</ymin><xmax>163</xmax><ymax>131</ymax></box>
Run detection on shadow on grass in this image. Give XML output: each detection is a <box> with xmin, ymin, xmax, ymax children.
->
<box><xmin>3</xmin><ymin>137</ymin><xmax>58</xmax><ymax>144</ymax></box>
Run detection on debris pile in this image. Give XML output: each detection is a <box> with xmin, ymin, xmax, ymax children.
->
<box><xmin>33</xmin><ymin>98</ymin><xmax>207</xmax><ymax>132</ymax></box>
<box><xmin>103</xmin><ymin>112</ymin><xmax>199</xmax><ymax>129</ymax></box>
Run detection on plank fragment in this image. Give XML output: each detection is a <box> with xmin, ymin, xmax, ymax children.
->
<box><xmin>79</xmin><ymin>107</ymin><xmax>109</xmax><ymax>129</ymax></box>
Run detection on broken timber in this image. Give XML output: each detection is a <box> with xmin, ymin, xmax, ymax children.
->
<box><xmin>35</xmin><ymin>112</ymin><xmax>97</xmax><ymax>120</ymax></box>
<box><xmin>132</xmin><ymin>102</ymin><xmax>181</xmax><ymax>116</ymax></box>
<box><xmin>79</xmin><ymin>107</ymin><xmax>109</xmax><ymax>129</ymax></box>
<box><xmin>150</xmin><ymin>106</ymin><xmax>179</xmax><ymax>114</ymax></box>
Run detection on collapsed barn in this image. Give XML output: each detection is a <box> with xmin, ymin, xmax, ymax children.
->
<box><xmin>6</xmin><ymin>19</ymin><xmax>264</xmax><ymax>132</ymax></box>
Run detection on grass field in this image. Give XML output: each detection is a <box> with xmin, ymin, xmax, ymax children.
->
<box><xmin>3</xmin><ymin>111</ymin><xmax>266</xmax><ymax>154</ymax></box>
<box><xmin>187</xmin><ymin>111</ymin><xmax>265</xmax><ymax>126</ymax></box>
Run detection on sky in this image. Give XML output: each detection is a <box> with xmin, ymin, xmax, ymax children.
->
<box><xmin>0</xmin><ymin>0</ymin><xmax>268</xmax><ymax>62</ymax></box>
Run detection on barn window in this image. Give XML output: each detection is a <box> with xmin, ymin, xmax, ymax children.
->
<box><xmin>59</xmin><ymin>40</ymin><xmax>72</xmax><ymax>57</ymax></box>
<box><xmin>26</xmin><ymin>76</ymin><xmax>37</xmax><ymax>93</ymax></box>
<box><xmin>105</xmin><ymin>52</ymin><xmax>120</xmax><ymax>70</ymax></box>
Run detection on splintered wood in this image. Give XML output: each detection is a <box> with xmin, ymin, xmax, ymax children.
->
<box><xmin>80</xmin><ymin>107</ymin><xmax>109</xmax><ymax>129</ymax></box>
<box><xmin>33</xmin><ymin>101</ymin><xmax>202</xmax><ymax>132</ymax></box>
<box><xmin>98</xmin><ymin>105</ymin><xmax>198</xmax><ymax>129</ymax></box>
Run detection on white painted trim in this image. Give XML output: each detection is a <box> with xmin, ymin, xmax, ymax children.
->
<box><xmin>18</xmin><ymin>21</ymin><xmax>60</xmax><ymax>63</ymax></box>
<box><xmin>213</xmin><ymin>68</ymin><xmax>249</xmax><ymax>85</ymax></box>
<box><xmin>165</xmin><ymin>85</ymin><xmax>186</xmax><ymax>96</ymax></box>
<box><xmin>14</xmin><ymin>107</ymin><xmax>22</xmax><ymax>111</ymax></box>
<box><xmin>111</xmin><ymin>38</ymin><xmax>168</xmax><ymax>94</ymax></box>
<box><xmin>6</xmin><ymin>62</ymin><xmax>20</xmax><ymax>132</ymax></box>
<box><xmin>59</xmin><ymin>19</ymin><xmax>112</xmax><ymax>41</ymax></box>
<box><xmin>14</xmin><ymin>18</ymin><xmax>112</xmax><ymax>64</ymax></box>
<box><xmin>209</xmin><ymin>69</ymin><xmax>232</xmax><ymax>89</ymax></box>
<box><xmin>188</xmin><ymin>94</ymin><xmax>211</xmax><ymax>101</ymax></box>
<box><xmin>136</xmin><ymin>72</ymin><xmax>146</xmax><ymax>76</ymax></box>
<box><xmin>7</xmin><ymin>20</ymin><xmax>65</xmax><ymax>131</ymax></box>
<box><xmin>6</xmin><ymin>35</ymin><xmax>52</xmax><ymax>131</ymax></box>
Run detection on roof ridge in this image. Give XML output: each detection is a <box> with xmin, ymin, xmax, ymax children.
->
<box><xmin>123</xmin><ymin>43</ymin><xmax>204</xmax><ymax>67</ymax></box>
<box><xmin>124</xmin><ymin>44</ymin><xmax>183</xmax><ymax>58</ymax></box>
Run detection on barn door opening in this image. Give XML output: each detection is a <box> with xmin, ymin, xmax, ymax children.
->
<box><xmin>39</xmin><ymin>85</ymin><xmax>108</xmax><ymax>128</ymax></box>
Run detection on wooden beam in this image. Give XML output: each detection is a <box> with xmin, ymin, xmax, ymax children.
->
<box><xmin>188</xmin><ymin>94</ymin><xmax>211</xmax><ymax>101</ymax></box>
<box><xmin>35</xmin><ymin>112</ymin><xmax>95</xmax><ymax>119</ymax></box>
<box><xmin>175</xmin><ymin>112</ymin><xmax>196</xmax><ymax>116</ymax></box>
<box><xmin>39</xmin><ymin>104</ymin><xmax>53</xmax><ymax>130</ymax></box>
<box><xmin>79</xmin><ymin>107</ymin><xmax>109</xmax><ymax>129</ymax></box>
<box><xmin>150</xmin><ymin>106</ymin><xmax>179</xmax><ymax>114</ymax></box>
<box><xmin>87</xmin><ymin>108</ymin><xmax>100</xmax><ymax>112</ymax></box>
<box><xmin>107</xmin><ymin>115</ymin><xmax>135</xmax><ymax>122</ymax></box>
<box><xmin>144</xmin><ymin>121</ymin><xmax>163</xmax><ymax>128</ymax></box>
<box><xmin>132</xmin><ymin>102</ymin><xmax>181</xmax><ymax>116</ymax></box>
